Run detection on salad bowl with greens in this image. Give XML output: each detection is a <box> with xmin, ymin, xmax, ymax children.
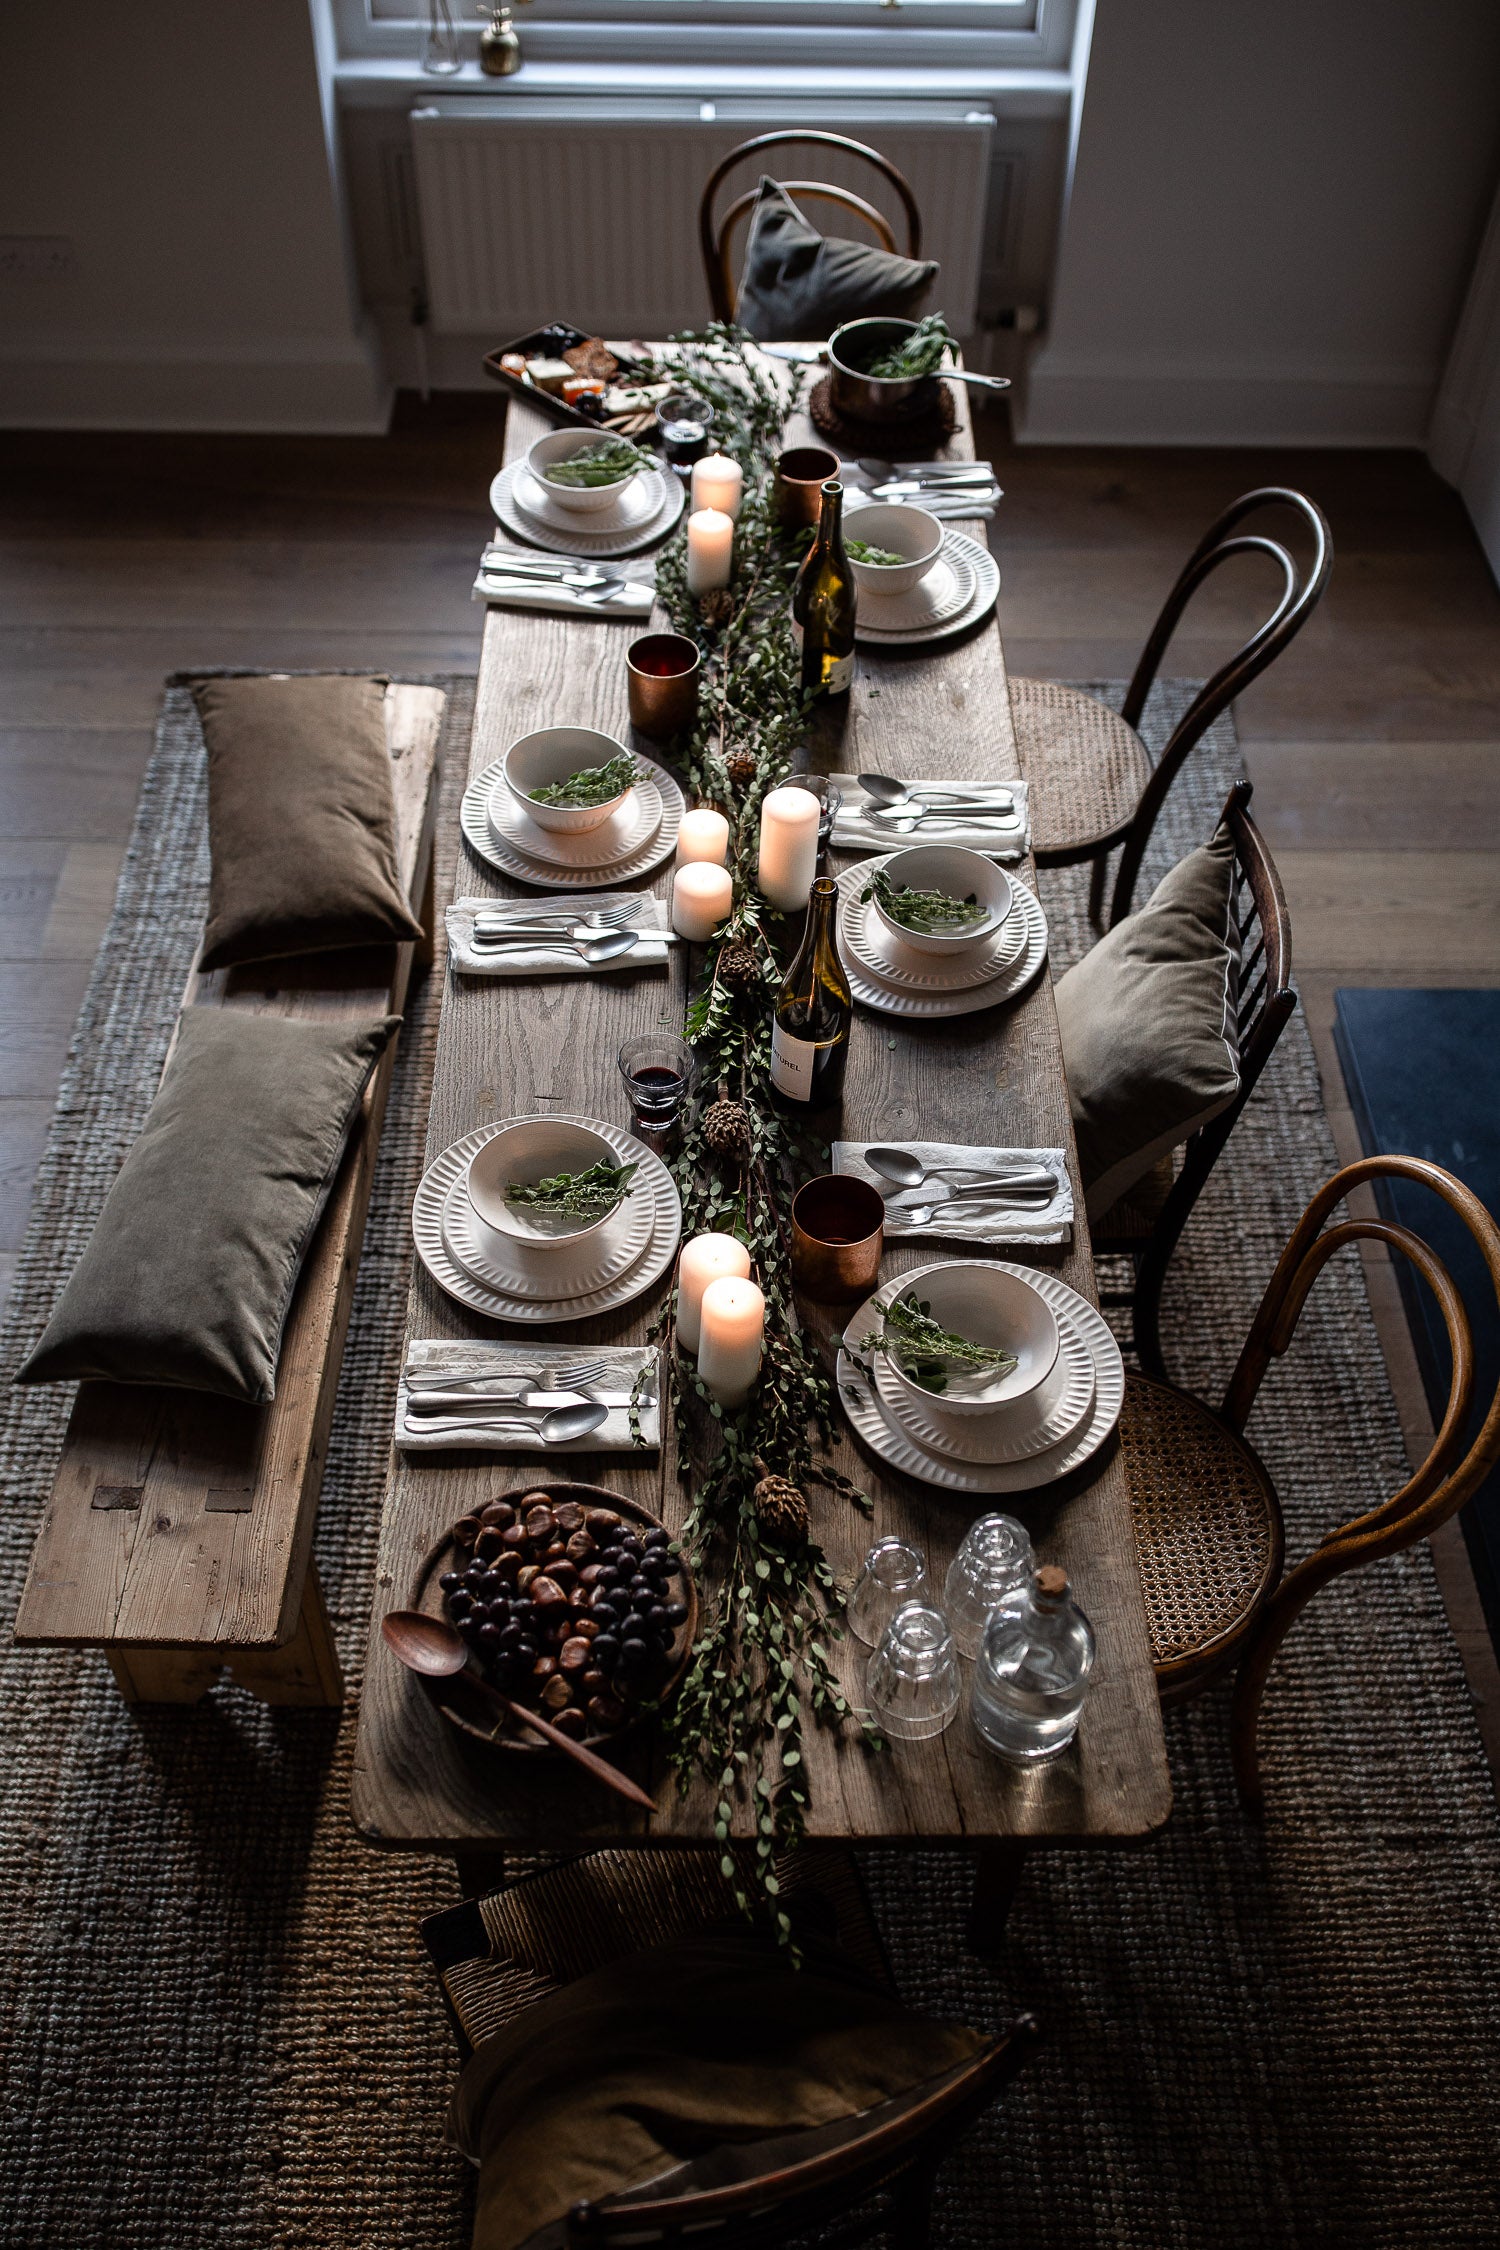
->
<box><xmin>467</xmin><ymin>1118</ymin><xmax>636</xmax><ymax>1250</ymax></box>
<box><xmin>862</xmin><ymin>1263</ymin><xmax>1059</xmax><ymax>1413</ymax></box>
<box><xmin>503</xmin><ymin>726</ymin><xmax>640</xmax><ymax>834</ymax></box>
<box><xmin>865</xmin><ymin>843</ymin><xmax>1012</xmax><ymax>957</ymax></box>
<box><xmin>526</xmin><ymin>427</ymin><xmax>654</xmax><ymax>514</ymax></box>
<box><xmin>841</xmin><ymin>501</ymin><xmax>944</xmax><ymax>599</ymax></box>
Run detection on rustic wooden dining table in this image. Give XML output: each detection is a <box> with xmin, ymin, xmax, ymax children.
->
<box><xmin>350</xmin><ymin>358</ymin><xmax>1171</xmax><ymax>1923</ymax></box>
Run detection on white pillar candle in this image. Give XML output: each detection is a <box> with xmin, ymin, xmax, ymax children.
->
<box><xmin>676</xmin><ymin>1232</ymin><xmax>753</xmax><ymax>1355</ymax></box>
<box><xmin>691</xmin><ymin>452</ymin><xmax>744</xmax><ymax>521</ymax></box>
<box><xmin>674</xmin><ymin>807</ymin><xmax>731</xmax><ymax>869</ymax></box>
<box><xmin>686</xmin><ymin>507</ymin><xmax>734</xmax><ymax>595</ymax></box>
<box><xmin>757</xmin><ymin>784</ymin><xmax>821</xmax><ymax>911</ymax></box>
<box><xmin>697</xmin><ymin>1275</ymin><xmax>765</xmax><ymax>1408</ymax></box>
<box><xmin>671</xmin><ymin>861</ymin><xmax>733</xmax><ymax>941</ymax></box>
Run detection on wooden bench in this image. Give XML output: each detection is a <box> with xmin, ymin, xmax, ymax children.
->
<box><xmin>13</xmin><ymin>681</ymin><xmax>445</xmax><ymax>1707</ymax></box>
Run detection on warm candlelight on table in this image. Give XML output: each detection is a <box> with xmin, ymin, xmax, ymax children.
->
<box><xmin>757</xmin><ymin>784</ymin><xmax>821</xmax><ymax>910</ymax></box>
<box><xmin>686</xmin><ymin>507</ymin><xmax>734</xmax><ymax>595</ymax></box>
<box><xmin>697</xmin><ymin>1275</ymin><xmax>765</xmax><ymax>1407</ymax></box>
<box><xmin>675</xmin><ymin>1232</ymin><xmax>753</xmax><ymax>1355</ymax></box>
<box><xmin>671</xmin><ymin>860</ymin><xmax>733</xmax><ymax>941</ymax></box>
<box><xmin>691</xmin><ymin>452</ymin><xmax>744</xmax><ymax>521</ymax></box>
<box><xmin>675</xmin><ymin>807</ymin><xmax>730</xmax><ymax>869</ymax></box>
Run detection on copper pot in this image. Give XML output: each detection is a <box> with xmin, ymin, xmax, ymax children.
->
<box><xmin>827</xmin><ymin>318</ymin><xmax>942</xmax><ymax>426</ymax></box>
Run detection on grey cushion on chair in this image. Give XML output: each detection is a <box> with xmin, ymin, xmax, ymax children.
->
<box><xmin>734</xmin><ymin>178</ymin><xmax>937</xmax><ymax>341</ymax></box>
<box><xmin>1054</xmin><ymin>824</ymin><xmax>1242</xmax><ymax>1222</ymax></box>
<box><xmin>192</xmin><ymin>673</ymin><xmax>422</xmax><ymax>971</ymax></box>
<box><xmin>15</xmin><ymin>1008</ymin><xmax>400</xmax><ymax>1404</ymax></box>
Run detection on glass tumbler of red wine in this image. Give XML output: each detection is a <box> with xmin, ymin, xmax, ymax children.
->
<box><xmin>618</xmin><ymin>1032</ymin><xmax>699</xmax><ymax>1150</ymax></box>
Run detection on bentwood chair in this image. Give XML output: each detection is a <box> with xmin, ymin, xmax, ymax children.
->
<box><xmin>1095</xmin><ymin>780</ymin><xmax>1298</xmax><ymax>1382</ymax></box>
<box><xmin>1017</xmin><ymin>488</ymin><xmax>1332</xmax><ymax>927</ymax></box>
<box><xmin>699</xmin><ymin>132</ymin><xmax>923</xmax><ymax>327</ymax></box>
<box><xmin>424</xmin><ymin>1844</ymin><xmax>1040</xmax><ymax>2248</ymax></box>
<box><xmin>1121</xmin><ymin>1154</ymin><xmax>1500</xmax><ymax>1812</ymax></box>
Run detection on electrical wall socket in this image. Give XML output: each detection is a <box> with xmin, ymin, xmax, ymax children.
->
<box><xmin>0</xmin><ymin>236</ymin><xmax>76</xmax><ymax>281</ymax></box>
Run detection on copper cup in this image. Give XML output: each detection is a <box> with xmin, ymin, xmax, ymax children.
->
<box><xmin>774</xmin><ymin>445</ymin><xmax>842</xmax><ymax>529</ymax></box>
<box><xmin>627</xmin><ymin>633</ymin><xmax>701</xmax><ymax>739</ymax></box>
<box><xmin>791</xmin><ymin>1175</ymin><xmax>885</xmax><ymax>1303</ymax></box>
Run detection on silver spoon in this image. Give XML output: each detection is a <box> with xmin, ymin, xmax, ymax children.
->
<box><xmin>865</xmin><ymin>1147</ymin><xmax>1057</xmax><ymax>1195</ymax></box>
<box><xmin>405</xmin><ymin>1399</ymin><xmax>608</xmax><ymax>1441</ymax></box>
<box><xmin>858</xmin><ymin>774</ymin><xmax>1015</xmax><ymax>813</ymax></box>
<box><xmin>472</xmin><ymin>928</ymin><xmax>640</xmax><ymax>965</ymax></box>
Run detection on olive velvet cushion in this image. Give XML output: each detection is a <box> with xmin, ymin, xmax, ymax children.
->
<box><xmin>192</xmin><ymin>672</ymin><xmax>422</xmax><ymax>970</ymax></box>
<box><xmin>449</xmin><ymin>1924</ymin><xmax>983</xmax><ymax>2250</ymax></box>
<box><xmin>16</xmin><ymin>1008</ymin><xmax>400</xmax><ymax>1404</ymax></box>
<box><xmin>734</xmin><ymin>177</ymin><xmax>938</xmax><ymax>342</ymax></box>
<box><xmin>1054</xmin><ymin>824</ymin><xmax>1242</xmax><ymax>1222</ymax></box>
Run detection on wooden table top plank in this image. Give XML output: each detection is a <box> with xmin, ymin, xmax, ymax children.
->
<box><xmin>351</xmin><ymin>369</ymin><xmax>1170</xmax><ymax>1852</ymax></box>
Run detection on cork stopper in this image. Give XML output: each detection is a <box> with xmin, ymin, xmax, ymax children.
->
<box><xmin>1034</xmin><ymin>1565</ymin><xmax>1068</xmax><ymax>1601</ymax></box>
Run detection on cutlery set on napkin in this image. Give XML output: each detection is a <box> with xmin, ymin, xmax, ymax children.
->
<box><xmin>446</xmin><ymin>892</ymin><xmax>678</xmax><ymax>977</ymax></box>
<box><xmin>851</xmin><ymin>459</ymin><xmax>1003</xmax><ymax>520</ymax></box>
<box><xmin>397</xmin><ymin>1341</ymin><xmax>661</xmax><ymax>1453</ymax></box>
<box><xmin>471</xmin><ymin>546</ymin><xmax>656</xmax><ymax>618</ymax></box>
<box><xmin>834</xmin><ymin>1142</ymin><xmax>1075</xmax><ymax>1246</ymax></box>
<box><xmin>829</xmin><ymin>773</ymin><xmax>1031</xmax><ymax>859</ymax></box>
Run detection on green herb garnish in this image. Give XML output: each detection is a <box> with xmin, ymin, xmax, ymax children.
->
<box><xmin>846</xmin><ymin>539</ymin><xmax>907</xmax><ymax>567</ymax></box>
<box><xmin>866</xmin><ymin>314</ymin><xmax>956</xmax><ymax>381</ymax></box>
<box><xmin>860</xmin><ymin>1287</ymin><xmax>1017</xmax><ymax>1395</ymax></box>
<box><xmin>506</xmin><ymin>1159</ymin><xmax>638</xmax><ymax>1217</ymax></box>
<box><xmin>542</xmin><ymin>436</ymin><xmax>654</xmax><ymax>487</ymax></box>
<box><xmin>861</xmin><ymin>866</ymin><xmax>987</xmax><ymax>934</ymax></box>
<box><xmin>529</xmin><ymin>752</ymin><xmax>641</xmax><ymax>808</ymax></box>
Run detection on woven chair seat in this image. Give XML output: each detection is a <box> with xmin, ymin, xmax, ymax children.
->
<box><xmin>1120</xmin><ymin>1373</ymin><xmax>1282</xmax><ymax>1689</ymax></box>
<box><xmin>1010</xmin><ymin>678</ymin><xmax>1153</xmax><ymax>860</ymax></box>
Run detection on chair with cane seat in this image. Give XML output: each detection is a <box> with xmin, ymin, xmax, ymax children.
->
<box><xmin>1119</xmin><ymin>1154</ymin><xmax>1500</xmax><ymax>1812</ymax></box>
<box><xmin>1016</xmin><ymin>487</ymin><xmax>1331</xmax><ymax>928</ymax></box>
<box><xmin>699</xmin><ymin>132</ymin><xmax>923</xmax><ymax>328</ymax></box>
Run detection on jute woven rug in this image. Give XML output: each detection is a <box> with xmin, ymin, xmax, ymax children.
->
<box><xmin>1</xmin><ymin>677</ymin><xmax>1497</xmax><ymax>2249</ymax></box>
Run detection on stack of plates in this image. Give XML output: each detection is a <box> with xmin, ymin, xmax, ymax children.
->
<box><xmin>834</xmin><ymin>857</ymin><xmax>1048</xmax><ymax>1018</ymax></box>
<box><xmin>837</xmin><ymin>1260</ymin><xmax>1124</xmax><ymax>1495</ymax></box>
<box><xmin>462</xmin><ymin>752</ymin><xmax>684</xmax><ymax>889</ymax></box>
<box><xmin>843</xmin><ymin>518</ymin><xmax>1000</xmax><ymax>649</ymax></box>
<box><xmin>414</xmin><ymin>1114</ymin><xmax>683</xmax><ymax>1323</ymax></box>
<box><xmin>489</xmin><ymin>458</ymin><xmax>686</xmax><ymax>559</ymax></box>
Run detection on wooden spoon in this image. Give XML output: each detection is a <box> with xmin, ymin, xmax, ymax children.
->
<box><xmin>381</xmin><ymin>1608</ymin><xmax>657</xmax><ymax>1813</ymax></box>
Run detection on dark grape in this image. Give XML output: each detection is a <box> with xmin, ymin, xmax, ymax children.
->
<box><xmin>648</xmin><ymin>1603</ymin><xmax>670</xmax><ymax>1629</ymax></box>
<box><xmin>620</xmin><ymin>1635</ymin><xmax>650</xmax><ymax>1667</ymax></box>
<box><xmin>439</xmin><ymin>1570</ymin><xmax>462</xmax><ymax>1592</ymax></box>
<box><xmin>592</xmin><ymin>1633</ymin><xmax>620</xmax><ymax>1665</ymax></box>
<box><xmin>644</xmin><ymin>1528</ymin><xmax>669</xmax><ymax>1549</ymax></box>
<box><xmin>594</xmin><ymin>1567</ymin><xmax>620</xmax><ymax>1591</ymax></box>
<box><xmin>665</xmin><ymin>1601</ymin><xmax>688</xmax><ymax>1626</ymax></box>
<box><xmin>464</xmin><ymin>1562</ymin><xmax>488</xmax><ymax>1589</ymax></box>
<box><xmin>499</xmin><ymin>1625</ymin><xmax>528</xmax><ymax>1653</ymax></box>
<box><xmin>446</xmin><ymin>1590</ymin><xmax>473</xmax><ymax>1619</ymax></box>
<box><xmin>476</xmin><ymin>1622</ymin><xmax>502</xmax><ymax>1648</ymax></box>
<box><xmin>618</xmin><ymin>1537</ymin><xmax>644</xmax><ymax>1563</ymax></box>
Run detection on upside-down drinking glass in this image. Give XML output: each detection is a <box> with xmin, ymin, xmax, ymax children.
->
<box><xmin>847</xmin><ymin>1536</ymin><xmax>933</xmax><ymax>1649</ymax></box>
<box><xmin>866</xmin><ymin>1600</ymin><xmax>962</xmax><ymax>1741</ymax></box>
<box><xmin>942</xmin><ymin>1512</ymin><xmax>1035</xmax><ymax>1658</ymax></box>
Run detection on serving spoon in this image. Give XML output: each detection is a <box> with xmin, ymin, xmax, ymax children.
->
<box><xmin>865</xmin><ymin>1146</ymin><xmax>1058</xmax><ymax>1196</ymax></box>
<box><xmin>858</xmin><ymin>774</ymin><xmax>1016</xmax><ymax>813</ymax></box>
<box><xmin>382</xmin><ymin>1609</ymin><xmax>657</xmax><ymax>1811</ymax></box>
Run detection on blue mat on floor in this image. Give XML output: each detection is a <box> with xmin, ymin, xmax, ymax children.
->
<box><xmin>1334</xmin><ymin>988</ymin><xmax>1500</xmax><ymax>1653</ymax></box>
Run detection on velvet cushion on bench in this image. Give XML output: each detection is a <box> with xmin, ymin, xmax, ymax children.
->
<box><xmin>16</xmin><ymin>1008</ymin><xmax>400</xmax><ymax>1405</ymax></box>
<box><xmin>193</xmin><ymin>673</ymin><xmax>423</xmax><ymax>970</ymax></box>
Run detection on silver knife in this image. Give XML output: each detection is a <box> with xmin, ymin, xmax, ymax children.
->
<box><xmin>406</xmin><ymin>1388</ymin><xmax>643</xmax><ymax>1415</ymax></box>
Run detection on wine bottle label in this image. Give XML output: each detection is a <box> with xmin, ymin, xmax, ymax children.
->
<box><xmin>823</xmin><ymin>650</ymin><xmax>854</xmax><ymax>695</ymax></box>
<box><xmin>770</xmin><ymin>1020</ymin><xmax>830</xmax><ymax>1102</ymax></box>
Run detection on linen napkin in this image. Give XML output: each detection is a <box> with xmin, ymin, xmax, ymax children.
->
<box><xmin>472</xmin><ymin>548</ymin><xmax>656</xmax><ymax>620</ymax></box>
<box><xmin>397</xmin><ymin>1341</ymin><xmax>661</xmax><ymax>1455</ymax></box>
<box><xmin>829</xmin><ymin>775</ymin><xmax>1031</xmax><ymax>861</ymax></box>
<box><xmin>833</xmin><ymin>1140</ymin><xmax>1074</xmax><ymax>1247</ymax></box>
<box><xmin>447</xmin><ymin>893</ymin><xmax>675</xmax><ymax>978</ymax></box>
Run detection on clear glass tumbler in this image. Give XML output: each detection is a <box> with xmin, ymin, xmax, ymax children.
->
<box><xmin>847</xmin><ymin>1536</ymin><xmax>932</xmax><ymax>1648</ymax></box>
<box><xmin>866</xmin><ymin>1601</ymin><xmax>962</xmax><ymax>1741</ymax></box>
<box><xmin>943</xmin><ymin>1512</ymin><xmax>1035</xmax><ymax>1658</ymax></box>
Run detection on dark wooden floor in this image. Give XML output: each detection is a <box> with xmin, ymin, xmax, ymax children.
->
<box><xmin>3</xmin><ymin>394</ymin><xmax>1498</xmax><ymax>1754</ymax></box>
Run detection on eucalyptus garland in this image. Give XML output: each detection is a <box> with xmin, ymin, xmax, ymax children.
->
<box><xmin>640</xmin><ymin>330</ymin><xmax>879</xmax><ymax>1937</ymax></box>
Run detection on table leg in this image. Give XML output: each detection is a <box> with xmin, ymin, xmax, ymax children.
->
<box><xmin>449</xmin><ymin>1848</ymin><xmax>509</xmax><ymax>1900</ymax></box>
<box><xmin>967</xmin><ymin>1841</ymin><xmax>1031</xmax><ymax>1951</ymax></box>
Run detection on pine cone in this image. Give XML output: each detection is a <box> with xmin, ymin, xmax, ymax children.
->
<box><xmin>702</xmin><ymin>1098</ymin><xmax>753</xmax><ymax>1161</ymax></box>
<box><xmin>717</xmin><ymin>942</ymin><xmax>761</xmax><ymax>994</ymax></box>
<box><xmin>697</xmin><ymin>588</ymin><xmax>736</xmax><ymax>628</ymax></box>
<box><xmin>753</xmin><ymin>1469</ymin><xmax>810</xmax><ymax>1545</ymax></box>
<box><xmin>725</xmin><ymin>747</ymin><xmax>758</xmax><ymax>788</ymax></box>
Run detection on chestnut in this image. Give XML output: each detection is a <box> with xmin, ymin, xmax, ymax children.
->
<box><xmin>558</xmin><ymin>1636</ymin><xmax>592</xmax><ymax>1672</ymax></box>
<box><xmin>553</xmin><ymin>1502</ymin><xmax>585</xmax><ymax>1534</ymax></box>
<box><xmin>525</xmin><ymin>1506</ymin><xmax>557</xmax><ymax>1544</ymax></box>
<box><xmin>516</xmin><ymin>1564</ymin><xmax>541</xmax><ymax>1592</ymax></box>
<box><xmin>453</xmin><ymin>1514</ymin><xmax>483</xmax><ymax>1548</ymax></box>
<box><xmin>572</xmin><ymin>1616</ymin><xmax>599</xmax><ymax>1641</ymax></box>
<box><xmin>500</xmin><ymin>1522</ymin><xmax>528</xmax><ymax>1551</ymax></box>
<box><xmin>531</xmin><ymin>1653</ymin><xmax>558</xmax><ymax>1682</ymax></box>
<box><xmin>553</xmin><ymin>1706</ymin><xmax>588</xmax><ymax>1739</ymax></box>
<box><xmin>481</xmin><ymin>1500</ymin><xmax>515</xmax><ymax>1529</ymax></box>
<box><xmin>586</xmin><ymin>1692</ymin><xmax>626</xmax><ymax>1728</ymax></box>
<box><xmin>585</xmin><ymin>1509</ymin><xmax>622</xmax><ymax>1536</ymax></box>
<box><xmin>548</xmin><ymin>1560</ymin><xmax>578</xmax><ymax>1590</ymax></box>
<box><xmin>473</xmin><ymin>1527</ymin><xmax>503</xmax><ymax>1562</ymax></box>
<box><xmin>565</xmin><ymin>1531</ymin><xmax>595</xmax><ymax>1566</ymax></box>
<box><xmin>529</xmin><ymin>1575</ymin><xmax>567</xmax><ymax>1608</ymax></box>
<box><xmin>540</xmin><ymin>1674</ymin><xmax>573</xmax><ymax>1712</ymax></box>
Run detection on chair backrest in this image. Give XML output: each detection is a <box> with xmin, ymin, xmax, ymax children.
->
<box><xmin>564</xmin><ymin>2013</ymin><xmax>1041</xmax><ymax>2246</ymax></box>
<box><xmin>699</xmin><ymin>131</ymin><xmax>923</xmax><ymax>326</ymax></box>
<box><xmin>1108</xmin><ymin>488</ymin><xmax>1332</xmax><ymax>926</ymax></box>
<box><xmin>1126</xmin><ymin>780</ymin><xmax>1298</xmax><ymax>1380</ymax></box>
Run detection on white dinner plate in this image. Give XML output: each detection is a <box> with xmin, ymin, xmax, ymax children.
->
<box><xmin>414</xmin><ymin>1115</ymin><xmax>682</xmax><ymax>1323</ymax></box>
<box><xmin>462</xmin><ymin>755</ymin><xmax>684</xmax><ymax>889</ymax></box>
<box><xmin>849</xmin><ymin>531</ymin><xmax>1000</xmax><ymax>649</ymax></box>
<box><xmin>836</xmin><ymin>1260</ymin><xmax>1124</xmax><ymax>1494</ymax></box>
<box><xmin>853</xmin><ymin>547</ymin><xmax>975</xmax><ymax>634</ymax></box>
<box><xmin>877</xmin><ymin>1303</ymin><xmax>1097</xmax><ymax>1464</ymax></box>
<box><xmin>835</xmin><ymin>862</ymin><xmax>1048</xmax><ymax>1018</ymax></box>
<box><xmin>490</xmin><ymin>457</ymin><xmax>687</xmax><ymax>558</ymax></box>
<box><xmin>487</xmin><ymin>768</ymin><xmax>662</xmax><ymax>870</ymax></box>
<box><xmin>840</xmin><ymin>882</ymin><xmax>1023</xmax><ymax>995</ymax></box>
<box><xmin>440</xmin><ymin>1166</ymin><xmax>657</xmax><ymax>1303</ymax></box>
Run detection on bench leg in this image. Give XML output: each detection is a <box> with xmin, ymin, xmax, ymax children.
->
<box><xmin>413</xmin><ymin>845</ymin><xmax>438</xmax><ymax>974</ymax></box>
<box><xmin>106</xmin><ymin>1648</ymin><xmax>225</xmax><ymax>1704</ymax></box>
<box><xmin>103</xmin><ymin>1564</ymin><xmax>344</xmax><ymax>1708</ymax></box>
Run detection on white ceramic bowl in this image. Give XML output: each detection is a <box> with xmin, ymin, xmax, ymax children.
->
<box><xmin>503</xmin><ymin>725</ymin><xmax>635</xmax><ymax>835</ymax></box>
<box><xmin>845</xmin><ymin>503</ymin><xmax>945</xmax><ymax>598</ymax></box>
<box><xmin>467</xmin><ymin>1118</ymin><xmax>628</xmax><ymax>1253</ymax></box>
<box><xmin>526</xmin><ymin>427</ymin><xmax>646</xmax><ymax>514</ymax></box>
<box><xmin>881</xmin><ymin>1263</ymin><xmax>1060</xmax><ymax>1416</ymax></box>
<box><xmin>871</xmin><ymin>844</ymin><xmax>1012</xmax><ymax>957</ymax></box>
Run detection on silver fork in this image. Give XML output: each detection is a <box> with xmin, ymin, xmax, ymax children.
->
<box><xmin>404</xmin><ymin>1356</ymin><xmax>611</xmax><ymax>1395</ymax></box>
<box><xmin>474</xmin><ymin>901</ymin><xmax>639</xmax><ymax>932</ymax></box>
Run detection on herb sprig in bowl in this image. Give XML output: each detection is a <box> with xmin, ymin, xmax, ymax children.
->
<box><xmin>506</xmin><ymin>1159</ymin><xmax>638</xmax><ymax>1218</ymax></box>
<box><xmin>865</xmin><ymin>314</ymin><xmax>956</xmax><ymax>382</ymax></box>
<box><xmin>529</xmin><ymin>753</ymin><xmax>641</xmax><ymax>809</ymax></box>
<box><xmin>862</xmin><ymin>866</ymin><xmax>988</xmax><ymax>936</ymax></box>
<box><xmin>860</xmin><ymin>1286</ymin><xmax>1017</xmax><ymax>1395</ymax></box>
<box><xmin>542</xmin><ymin>436</ymin><xmax>655</xmax><ymax>487</ymax></box>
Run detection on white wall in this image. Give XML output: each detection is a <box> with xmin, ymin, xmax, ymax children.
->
<box><xmin>0</xmin><ymin>0</ymin><xmax>387</xmax><ymax>432</ymax></box>
<box><xmin>1020</xmin><ymin>0</ymin><xmax>1500</xmax><ymax>447</ymax></box>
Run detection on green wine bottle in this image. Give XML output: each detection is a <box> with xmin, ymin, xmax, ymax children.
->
<box><xmin>770</xmin><ymin>875</ymin><xmax>853</xmax><ymax>1105</ymax></box>
<box><xmin>792</xmin><ymin>479</ymin><xmax>857</xmax><ymax>701</ymax></box>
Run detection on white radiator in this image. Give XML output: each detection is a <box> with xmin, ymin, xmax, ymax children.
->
<box><xmin>409</xmin><ymin>98</ymin><xmax>994</xmax><ymax>338</ymax></box>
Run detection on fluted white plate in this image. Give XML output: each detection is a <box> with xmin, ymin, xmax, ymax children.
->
<box><xmin>848</xmin><ymin>531</ymin><xmax>999</xmax><ymax>648</ymax></box>
<box><xmin>878</xmin><ymin>1302</ymin><xmax>1096</xmax><ymax>1464</ymax></box>
<box><xmin>414</xmin><ymin>1114</ymin><xmax>682</xmax><ymax>1323</ymax></box>
<box><xmin>490</xmin><ymin>457</ymin><xmax>686</xmax><ymax>557</ymax></box>
<box><xmin>852</xmin><ymin>547</ymin><xmax>975</xmax><ymax>634</ymax></box>
<box><xmin>462</xmin><ymin>755</ymin><xmax>684</xmax><ymax>890</ymax></box>
<box><xmin>440</xmin><ymin>1165</ymin><xmax>657</xmax><ymax>1303</ymax></box>
<box><xmin>487</xmin><ymin>769</ymin><xmax>661</xmax><ymax>869</ymax></box>
<box><xmin>836</xmin><ymin>1260</ymin><xmax>1123</xmax><ymax>1494</ymax></box>
<box><xmin>835</xmin><ymin>864</ymin><xmax>1047</xmax><ymax>1018</ymax></box>
<box><xmin>839</xmin><ymin>876</ymin><xmax>1023</xmax><ymax>995</ymax></box>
